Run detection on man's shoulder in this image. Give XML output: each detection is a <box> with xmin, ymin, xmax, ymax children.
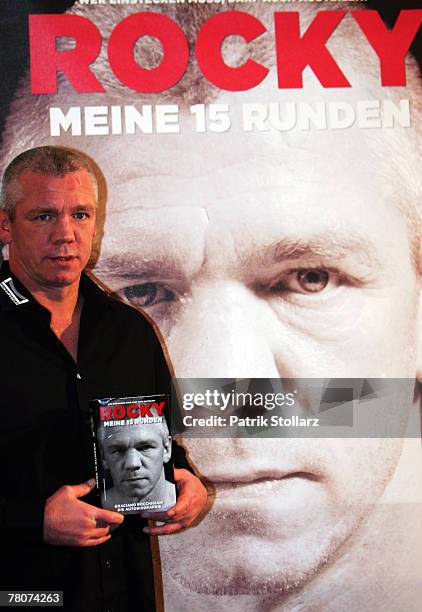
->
<box><xmin>106</xmin><ymin>289</ymin><xmax>153</xmax><ymax>328</ymax></box>
<box><xmin>84</xmin><ymin>273</ymin><xmax>158</xmax><ymax>335</ymax></box>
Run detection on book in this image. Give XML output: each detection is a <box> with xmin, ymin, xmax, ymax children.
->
<box><xmin>89</xmin><ymin>393</ymin><xmax>176</xmax><ymax>514</ymax></box>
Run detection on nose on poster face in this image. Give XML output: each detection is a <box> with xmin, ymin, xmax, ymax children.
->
<box><xmin>167</xmin><ymin>281</ymin><xmax>280</xmax><ymax>379</ymax></box>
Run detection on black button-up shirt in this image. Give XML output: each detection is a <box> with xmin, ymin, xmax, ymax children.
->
<box><xmin>0</xmin><ymin>261</ymin><xmax>191</xmax><ymax>611</ymax></box>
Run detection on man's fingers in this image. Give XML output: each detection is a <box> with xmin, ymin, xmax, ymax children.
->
<box><xmin>77</xmin><ymin>526</ymin><xmax>112</xmax><ymax>546</ymax></box>
<box><xmin>74</xmin><ymin>498</ymin><xmax>124</xmax><ymax>526</ymax></box>
<box><xmin>170</xmin><ymin>499</ymin><xmax>189</xmax><ymax>519</ymax></box>
<box><xmin>81</xmin><ymin>534</ymin><xmax>112</xmax><ymax>547</ymax></box>
<box><xmin>143</xmin><ymin>522</ymin><xmax>183</xmax><ymax>536</ymax></box>
<box><xmin>95</xmin><ymin>507</ymin><xmax>125</xmax><ymax>526</ymax></box>
<box><xmin>141</xmin><ymin>510</ymin><xmax>175</xmax><ymax>521</ymax></box>
<box><xmin>142</xmin><ymin>498</ymin><xmax>187</xmax><ymax>521</ymax></box>
<box><xmin>141</xmin><ymin>471</ymin><xmax>208</xmax><ymax>534</ymax></box>
<box><xmin>44</xmin><ymin>481</ymin><xmax>124</xmax><ymax>547</ymax></box>
<box><xmin>69</xmin><ymin>478</ymin><xmax>97</xmax><ymax>499</ymax></box>
<box><xmin>91</xmin><ymin>526</ymin><xmax>111</xmax><ymax>539</ymax></box>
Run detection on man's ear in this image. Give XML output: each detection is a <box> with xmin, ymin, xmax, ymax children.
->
<box><xmin>163</xmin><ymin>436</ymin><xmax>172</xmax><ymax>464</ymax></box>
<box><xmin>0</xmin><ymin>209</ymin><xmax>12</xmax><ymax>244</ymax></box>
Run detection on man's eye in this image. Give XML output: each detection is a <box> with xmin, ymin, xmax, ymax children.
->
<box><xmin>123</xmin><ymin>283</ymin><xmax>174</xmax><ymax>307</ymax></box>
<box><xmin>73</xmin><ymin>212</ymin><xmax>89</xmax><ymax>220</ymax></box>
<box><xmin>36</xmin><ymin>213</ymin><xmax>52</xmax><ymax>222</ymax></box>
<box><xmin>137</xmin><ymin>445</ymin><xmax>153</xmax><ymax>452</ymax></box>
<box><xmin>295</xmin><ymin>269</ymin><xmax>329</xmax><ymax>293</ymax></box>
<box><xmin>271</xmin><ymin>269</ymin><xmax>333</xmax><ymax>295</ymax></box>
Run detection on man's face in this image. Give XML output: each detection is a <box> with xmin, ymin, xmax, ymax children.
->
<box><xmin>101</xmin><ymin>424</ymin><xmax>170</xmax><ymax>501</ymax></box>
<box><xmin>59</xmin><ymin>84</ymin><xmax>420</xmax><ymax>593</ymax></box>
<box><xmin>0</xmin><ymin>169</ymin><xmax>96</xmax><ymax>291</ymax></box>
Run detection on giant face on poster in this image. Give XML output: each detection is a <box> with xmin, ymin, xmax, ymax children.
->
<box><xmin>1</xmin><ymin>1</ymin><xmax>421</xmax><ymax>610</ymax></box>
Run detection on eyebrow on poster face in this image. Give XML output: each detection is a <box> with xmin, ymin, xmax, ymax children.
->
<box><xmin>239</xmin><ymin>233</ymin><xmax>383</xmax><ymax>269</ymax></box>
<box><xmin>96</xmin><ymin>230</ymin><xmax>383</xmax><ymax>280</ymax></box>
<box><xmin>95</xmin><ymin>256</ymin><xmax>189</xmax><ymax>281</ymax></box>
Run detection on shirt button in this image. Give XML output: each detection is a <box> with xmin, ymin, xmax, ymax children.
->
<box><xmin>76</xmin><ymin>373</ymin><xmax>82</xmax><ymax>380</ymax></box>
<box><xmin>105</xmin><ymin>560</ymin><xmax>112</xmax><ymax>569</ymax></box>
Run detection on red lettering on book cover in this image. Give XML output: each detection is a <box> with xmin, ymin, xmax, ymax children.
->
<box><xmin>99</xmin><ymin>401</ymin><xmax>166</xmax><ymax>420</ymax></box>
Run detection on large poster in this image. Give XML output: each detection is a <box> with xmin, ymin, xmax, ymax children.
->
<box><xmin>1</xmin><ymin>1</ymin><xmax>422</xmax><ymax>609</ymax></box>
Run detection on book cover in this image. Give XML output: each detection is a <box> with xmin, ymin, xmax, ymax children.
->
<box><xmin>90</xmin><ymin>393</ymin><xmax>176</xmax><ymax>514</ymax></box>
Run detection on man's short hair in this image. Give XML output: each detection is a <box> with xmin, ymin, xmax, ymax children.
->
<box><xmin>0</xmin><ymin>146</ymin><xmax>98</xmax><ymax>220</ymax></box>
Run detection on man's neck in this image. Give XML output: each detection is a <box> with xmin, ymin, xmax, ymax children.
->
<box><xmin>9</xmin><ymin>262</ymin><xmax>83</xmax><ymax>361</ymax></box>
<box><xmin>32</xmin><ymin>284</ymin><xmax>80</xmax><ymax>323</ymax></box>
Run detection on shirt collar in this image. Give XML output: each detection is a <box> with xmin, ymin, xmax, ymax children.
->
<box><xmin>80</xmin><ymin>271</ymin><xmax>111</xmax><ymax>310</ymax></box>
<box><xmin>0</xmin><ymin>261</ymin><xmax>33</xmax><ymax>311</ymax></box>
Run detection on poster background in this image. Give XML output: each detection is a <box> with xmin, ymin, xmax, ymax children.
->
<box><xmin>1</xmin><ymin>2</ymin><xmax>422</xmax><ymax>610</ymax></box>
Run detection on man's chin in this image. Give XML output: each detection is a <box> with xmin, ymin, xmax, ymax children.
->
<box><xmin>161</xmin><ymin>510</ymin><xmax>365</xmax><ymax>597</ymax></box>
<box><xmin>167</xmin><ymin>555</ymin><xmax>322</xmax><ymax>597</ymax></box>
<box><xmin>46</xmin><ymin>276</ymin><xmax>79</xmax><ymax>288</ymax></box>
<box><xmin>40</xmin><ymin>257</ymin><xmax>87</xmax><ymax>287</ymax></box>
<box><xmin>121</xmin><ymin>484</ymin><xmax>152</xmax><ymax>500</ymax></box>
<box><xmin>39</xmin><ymin>268</ymin><xmax>85</xmax><ymax>288</ymax></box>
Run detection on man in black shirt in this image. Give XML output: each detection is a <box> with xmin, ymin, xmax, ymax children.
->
<box><xmin>0</xmin><ymin>146</ymin><xmax>207</xmax><ymax>611</ymax></box>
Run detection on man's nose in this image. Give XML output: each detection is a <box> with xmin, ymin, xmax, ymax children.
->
<box><xmin>124</xmin><ymin>449</ymin><xmax>142</xmax><ymax>471</ymax></box>
<box><xmin>51</xmin><ymin>214</ymin><xmax>75</xmax><ymax>243</ymax></box>
<box><xmin>168</xmin><ymin>281</ymin><xmax>280</xmax><ymax>379</ymax></box>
